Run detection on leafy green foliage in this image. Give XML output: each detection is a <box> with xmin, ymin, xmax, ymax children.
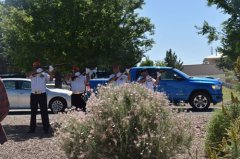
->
<box><xmin>216</xmin><ymin>56</ymin><xmax>234</xmax><ymax>71</ymax></box>
<box><xmin>0</xmin><ymin>0</ymin><xmax>154</xmax><ymax>71</ymax></box>
<box><xmin>218</xmin><ymin>118</ymin><xmax>240</xmax><ymax>158</ymax></box>
<box><xmin>197</xmin><ymin>0</ymin><xmax>240</xmax><ymax>70</ymax></box>
<box><xmin>234</xmin><ymin>56</ymin><xmax>240</xmax><ymax>81</ymax></box>
<box><xmin>155</xmin><ymin>60</ymin><xmax>166</xmax><ymax>66</ymax></box>
<box><xmin>235</xmin><ymin>83</ymin><xmax>240</xmax><ymax>93</ymax></box>
<box><xmin>195</xmin><ymin>21</ymin><xmax>219</xmax><ymax>44</ymax></box>
<box><xmin>164</xmin><ymin>49</ymin><xmax>183</xmax><ymax>70</ymax></box>
<box><xmin>205</xmin><ymin>108</ymin><xmax>232</xmax><ymax>154</ymax></box>
<box><xmin>140</xmin><ymin>56</ymin><xmax>166</xmax><ymax>67</ymax></box>
<box><xmin>139</xmin><ymin>56</ymin><xmax>154</xmax><ymax>66</ymax></box>
<box><xmin>205</xmin><ymin>103</ymin><xmax>240</xmax><ymax>157</ymax></box>
<box><xmin>58</xmin><ymin>84</ymin><xmax>193</xmax><ymax>159</ymax></box>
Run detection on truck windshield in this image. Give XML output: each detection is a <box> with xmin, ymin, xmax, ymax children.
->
<box><xmin>173</xmin><ymin>69</ymin><xmax>190</xmax><ymax>79</ymax></box>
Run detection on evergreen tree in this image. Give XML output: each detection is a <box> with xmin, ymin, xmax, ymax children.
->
<box><xmin>164</xmin><ymin>49</ymin><xmax>183</xmax><ymax>70</ymax></box>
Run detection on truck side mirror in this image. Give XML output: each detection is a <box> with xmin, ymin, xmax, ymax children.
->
<box><xmin>174</xmin><ymin>74</ymin><xmax>183</xmax><ymax>81</ymax></box>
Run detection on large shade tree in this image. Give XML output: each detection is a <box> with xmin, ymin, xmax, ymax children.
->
<box><xmin>196</xmin><ymin>0</ymin><xmax>240</xmax><ymax>70</ymax></box>
<box><xmin>0</xmin><ymin>0</ymin><xmax>154</xmax><ymax>71</ymax></box>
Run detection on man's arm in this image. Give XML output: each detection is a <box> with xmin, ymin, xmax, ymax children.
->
<box><xmin>44</xmin><ymin>72</ymin><xmax>51</xmax><ymax>83</ymax></box>
<box><xmin>109</xmin><ymin>74</ymin><xmax>117</xmax><ymax>83</ymax></box>
<box><xmin>137</xmin><ymin>76</ymin><xmax>146</xmax><ymax>84</ymax></box>
<box><xmin>84</xmin><ymin>75</ymin><xmax>89</xmax><ymax>85</ymax></box>
<box><xmin>154</xmin><ymin>72</ymin><xmax>161</xmax><ymax>85</ymax></box>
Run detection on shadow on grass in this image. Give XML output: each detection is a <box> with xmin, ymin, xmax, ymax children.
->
<box><xmin>3</xmin><ymin>124</ymin><xmax>54</xmax><ymax>142</ymax></box>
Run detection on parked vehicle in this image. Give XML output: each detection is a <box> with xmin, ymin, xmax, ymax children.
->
<box><xmin>0</xmin><ymin>74</ymin><xmax>26</xmax><ymax>78</ymax></box>
<box><xmin>89</xmin><ymin>66</ymin><xmax>223</xmax><ymax>110</ymax></box>
<box><xmin>2</xmin><ymin>78</ymin><xmax>72</xmax><ymax>113</ymax></box>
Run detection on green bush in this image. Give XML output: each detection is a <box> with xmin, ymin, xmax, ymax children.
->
<box><xmin>205</xmin><ymin>103</ymin><xmax>240</xmax><ymax>156</ymax></box>
<box><xmin>216</xmin><ymin>118</ymin><xmax>240</xmax><ymax>158</ymax></box>
<box><xmin>235</xmin><ymin>83</ymin><xmax>240</xmax><ymax>93</ymax></box>
<box><xmin>225</xmin><ymin>71</ymin><xmax>238</xmax><ymax>85</ymax></box>
<box><xmin>57</xmin><ymin>84</ymin><xmax>193</xmax><ymax>159</ymax></box>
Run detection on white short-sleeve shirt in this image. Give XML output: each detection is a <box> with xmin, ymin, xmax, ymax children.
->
<box><xmin>30</xmin><ymin>69</ymin><xmax>50</xmax><ymax>93</ymax></box>
<box><xmin>109</xmin><ymin>72</ymin><xmax>128</xmax><ymax>86</ymax></box>
<box><xmin>71</xmin><ymin>74</ymin><xmax>86</xmax><ymax>93</ymax></box>
<box><xmin>137</xmin><ymin>75</ymin><xmax>156</xmax><ymax>91</ymax></box>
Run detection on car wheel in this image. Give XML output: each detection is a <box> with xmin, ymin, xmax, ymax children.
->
<box><xmin>49</xmin><ymin>97</ymin><xmax>67</xmax><ymax>114</ymax></box>
<box><xmin>189</xmin><ymin>92</ymin><xmax>211</xmax><ymax>111</ymax></box>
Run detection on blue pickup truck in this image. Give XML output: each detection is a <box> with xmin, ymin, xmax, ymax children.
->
<box><xmin>89</xmin><ymin>66</ymin><xmax>223</xmax><ymax>110</ymax></box>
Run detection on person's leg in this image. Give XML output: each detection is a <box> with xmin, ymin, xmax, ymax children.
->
<box><xmin>0</xmin><ymin>123</ymin><xmax>7</xmax><ymax>144</ymax></box>
<box><xmin>29</xmin><ymin>94</ymin><xmax>38</xmax><ymax>132</ymax></box>
<box><xmin>72</xmin><ymin>94</ymin><xmax>80</xmax><ymax>110</ymax></box>
<box><xmin>71</xmin><ymin>94</ymin><xmax>75</xmax><ymax>107</ymax></box>
<box><xmin>80</xmin><ymin>94</ymin><xmax>86</xmax><ymax>112</ymax></box>
<box><xmin>39</xmin><ymin>93</ymin><xmax>50</xmax><ymax>133</ymax></box>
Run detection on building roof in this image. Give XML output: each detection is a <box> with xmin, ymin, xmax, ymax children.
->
<box><xmin>182</xmin><ymin>64</ymin><xmax>224</xmax><ymax>76</ymax></box>
<box><xmin>204</xmin><ymin>53</ymin><xmax>223</xmax><ymax>59</ymax></box>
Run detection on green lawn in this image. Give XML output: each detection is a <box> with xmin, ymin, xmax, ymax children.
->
<box><xmin>222</xmin><ymin>86</ymin><xmax>240</xmax><ymax>104</ymax></box>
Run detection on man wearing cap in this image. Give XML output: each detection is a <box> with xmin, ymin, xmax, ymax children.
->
<box><xmin>28</xmin><ymin>61</ymin><xmax>52</xmax><ymax>134</ymax></box>
<box><xmin>0</xmin><ymin>78</ymin><xmax>9</xmax><ymax>144</ymax></box>
<box><xmin>137</xmin><ymin>69</ymin><xmax>161</xmax><ymax>91</ymax></box>
<box><xmin>109</xmin><ymin>65</ymin><xmax>128</xmax><ymax>86</ymax></box>
<box><xmin>70</xmin><ymin>66</ymin><xmax>88</xmax><ymax>112</ymax></box>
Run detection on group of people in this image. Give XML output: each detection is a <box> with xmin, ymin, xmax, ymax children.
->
<box><xmin>0</xmin><ymin>61</ymin><xmax>161</xmax><ymax>144</ymax></box>
<box><xmin>109</xmin><ymin>65</ymin><xmax>161</xmax><ymax>91</ymax></box>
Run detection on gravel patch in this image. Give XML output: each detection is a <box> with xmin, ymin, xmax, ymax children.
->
<box><xmin>176</xmin><ymin>112</ymin><xmax>211</xmax><ymax>159</ymax></box>
<box><xmin>0</xmin><ymin>114</ymin><xmax>66</xmax><ymax>159</ymax></box>
<box><xmin>0</xmin><ymin>111</ymin><xmax>212</xmax><ymax>159</ymax></box>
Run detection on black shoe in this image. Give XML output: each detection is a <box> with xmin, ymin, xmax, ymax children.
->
<box><xmin>27</xmin><ymin>130</ymin><xmax>35</xmax><ymax>133</ymax></box>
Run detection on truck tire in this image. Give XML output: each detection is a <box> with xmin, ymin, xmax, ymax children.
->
<box><xmin>189</xmin><ymin>91</ymin><xmax>211</xmax><ymax>111</ymax></box>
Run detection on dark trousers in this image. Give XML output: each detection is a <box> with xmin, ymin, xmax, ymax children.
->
<box><xmin>71</xmin><ymin>94</ymin><xmax>86</xmax><ymax>112</ymax></box>
<box><xmin>30</xmin><ymin>93</ymin><xmax>49</xmax><ymax>131</ymax></box>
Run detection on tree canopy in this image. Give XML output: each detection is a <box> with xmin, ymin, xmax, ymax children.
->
<box><xmin>196</xmin><ymin>0</ymin><xmax>240</xmax><ymax>69</ymax></box>
<box><xmin>139</xmin><ymin>56</ymin><xmax>154</xmax><ymax>66</ymax></box>
<box><xmin>0</xmin><ymin>0</ymin><xmax>154</xmax><ymax>71</ymax></box>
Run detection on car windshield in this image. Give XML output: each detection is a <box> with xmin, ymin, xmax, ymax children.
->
<box><xmin>173</xmin><ymin>69</ymin><xmax>190</xmax><ymax>79</ymax></box>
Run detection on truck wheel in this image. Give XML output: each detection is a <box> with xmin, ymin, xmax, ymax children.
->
<box><xmin>189</xmin><ymin>92</ymin><xmax>211</xmax><ymax>111</ymax></box>
<box><xmin>49</xmin><ymin>97</ymin><xmax>67</xmax><ymax>114</ymax></box>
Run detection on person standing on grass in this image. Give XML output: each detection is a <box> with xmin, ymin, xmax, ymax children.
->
<box><xmin>109</xmin><ymin>65</ymin><xmax>129</xmax><ymax>86</ymax></box>
<box><xmin>27</xmin><ymin>61</ymin><xmax>52</xmax><ymax>134</ymax></box>
<box><xmin>0</xmin><ymin>78</ymin><xmax>9</xmax><ymax>144</ymax></box>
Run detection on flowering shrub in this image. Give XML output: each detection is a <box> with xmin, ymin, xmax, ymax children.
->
<box><xmin>57</xmin><ymin>84</ymin><xmax>193</xmax><ymax>159</ymax></box>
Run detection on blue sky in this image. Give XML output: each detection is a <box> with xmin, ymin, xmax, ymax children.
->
<box><xmin>138</xmin><ymin>0</ymin><xmax>229</xmax><ymax>64</ymax></box>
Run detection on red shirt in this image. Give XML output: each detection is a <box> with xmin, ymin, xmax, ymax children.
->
<box><xmin>0</xmin><ymin>80</ymin><xmax>9</xmax><ymax>122</ymax></box>
<box><xmin>0</xmin><ymin>79</ymin><xmax>9</xmax><ymax>144</ymax></box>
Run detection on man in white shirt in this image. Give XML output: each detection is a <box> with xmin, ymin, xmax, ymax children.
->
<box><xmin>70</xmin><ymin>66</ymin><xmax>88</xmax><ymax>112</ymax></box>
<box><xmin>137</xmin><ymin>69</ymin><xmax>161</xmax><ymax>91</ymax></box>
<box><xmin>109</xmin><ymin>65</ymin><xmax>128</xmax><ymax>86</ymax></box>
<box><xmin>28</xmin><ymin>61</ymin><xmax>51</xmax><ymax>134</ymax></box>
